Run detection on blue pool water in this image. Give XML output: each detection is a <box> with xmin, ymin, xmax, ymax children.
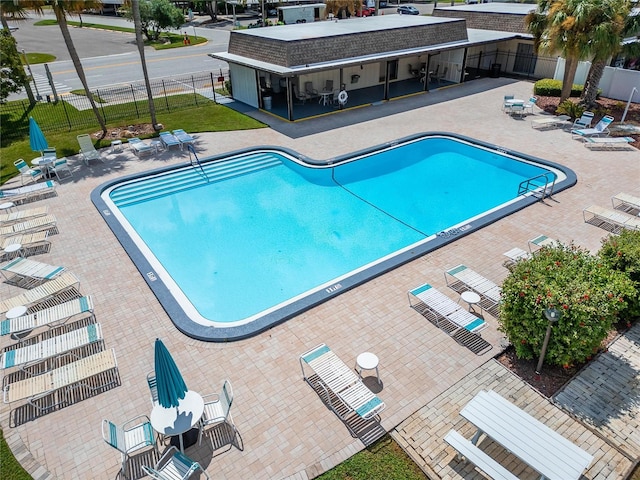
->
<box><xmin>95</xmin><ymin>134</ymin><xmax>574</xmax><ymax>341</ymax></box>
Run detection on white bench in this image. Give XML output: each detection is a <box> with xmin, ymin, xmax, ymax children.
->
<box><xmin>444</xmin><ymin>430</ymin><xmax>518</xmax><ymax>480</ymax></box>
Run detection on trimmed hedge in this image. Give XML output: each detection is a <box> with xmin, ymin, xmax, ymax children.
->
<box><xmin>534</xmin><ymin>79</ymin><xmax>584</xmax><ymax>97</ymax></box>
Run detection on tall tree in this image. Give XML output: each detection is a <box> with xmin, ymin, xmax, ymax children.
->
<box><xmin>121</xmin><ymin>0</ymin><xmax>184</xmax><ymax>41</ymax></box>
<box><xmin>0</xmin><ymin>29</ymin><xmax>31</xmax><ymax>104</ymax></box>
<box><xmin>50</xmin><ymin>0</ymin><xmax>107</xmax><ymax>137</ymax></box>
<box><xmin>580</xmin><ymin>1</ymin><xmax>637</xmax><ymax>107</ymax></box>
<box><xmin>0</xmin><ymin>0</ymin><xmax>43</xmax><ymax>105</ymax></box>
<box><xmin>130</xmin><ymin>0</ymin><xmax>159</xmax><ymax>130</ymax></box>
<box><xmin>526</xmin><ymin>0</ymin><xmax>604</xmax><ymax>104</ymax></box>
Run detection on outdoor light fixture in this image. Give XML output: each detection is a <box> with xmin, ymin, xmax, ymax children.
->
<box><xmin>535</xmin><ymin>307</ymin><xmax>561</xmax><ymax>375</ymax></box>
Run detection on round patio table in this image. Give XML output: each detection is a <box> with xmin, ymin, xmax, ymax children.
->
<box><xmin>150</xmin><ymin>390</ymin><xmax>204</xmax><ymax>453</ymax></box>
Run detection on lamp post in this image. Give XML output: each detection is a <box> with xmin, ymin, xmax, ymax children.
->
<box><xmin>535</xmin><ymin>308</ymin><xmax>561</xmax><ymax>375</ymax></box>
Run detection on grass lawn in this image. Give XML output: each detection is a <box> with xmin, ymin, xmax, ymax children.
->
<box><xmin>0</xmin><ymin>100</ymin><xmax>266</xmax><ymax>185</ymax></box>
<box><xmin>33</xmin><ymin>19</ymin><xmax>205</xmax><ymax>48</ymax></box>
<box><xmin>0</xmin><ymin>429</ymin><xmax>31</xmax><ymax>480</ymax></box>
<box><xmin>317</xmin><ymin>435</ymin><xmax>427</xmax><ymax>480</ymax></box>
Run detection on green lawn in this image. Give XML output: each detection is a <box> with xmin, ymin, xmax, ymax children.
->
<box><xmin>317</xmin><ymin>435</ymin><xmax>427</xmax><ymax>480</ymax></box>
<box><xmin>0</xmin><ymin>99</ymin><xmax>266</xmax><ymax>185</ymax></box>
<box><xmin>0</xmin><ymin>429</ymin><xmax>32</xmax><ymax>480</ymax></box>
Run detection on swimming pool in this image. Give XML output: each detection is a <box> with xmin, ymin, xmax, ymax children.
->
<box><xmin>93</xmin><ymin>133</ymin><xmax>576</xmax><ymax>341</ymax></box>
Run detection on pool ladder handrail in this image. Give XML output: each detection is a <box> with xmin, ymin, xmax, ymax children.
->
<box><xmin>518</xmin><ymin>172</ymin><xmax>556</xmax><ymax>201</ymax></box>
<box><xmin>187</xmin><ymin>144</ymin><xmax>208</xmax><ymax>181</ymax></box>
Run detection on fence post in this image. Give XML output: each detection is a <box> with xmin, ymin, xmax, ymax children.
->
<box><xmin>61</xmin><ymin>99</ymin><xmax>73</xmax><ymax>131</ymax></box>
<box><xmin>210</xmin><ymin>72</ymin><xmax>216</xmax><ymax>103</ymax></box>
<box><xmin>191</xmin><ymin>75</ymin><xmax>198</xmax><ymax>106</ymax></box>
<box><xmin>130</xmin><ymin>85</ymin><xmax>140</xmax><ymax>118</ymax></box>
<box><xmin>162</xmin><ymin>80</ymin><xmax>170</xmax><ymax>111</ymax></box>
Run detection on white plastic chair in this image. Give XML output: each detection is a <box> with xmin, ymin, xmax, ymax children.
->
<box><xmin>147</xmin><ymin>371</ymin><xmax>159</xmax><ymax>406</ymax></box>
<box><xmin>198</xmin><ymin>379</ymin><xmax>236</xmax><ymax>449</ymax></box>
<box><xmin>142</xmin><ymin>446</ymin><xmax>210</xmax><ymax>480</ymax></box>
<box><xmin>50</xmin><ymin>158</ymin><xmax>73</xmax><ymax>181</ymax></box>
<box><xmin>13</xmin><ymin>159</ymin><xmax>42</xmax><ymax>186</ymax></box>
<box><xmin>102</xmin><ymin>415</ymin><xmax>158</xmax><ymax>478</ymax></box>
<box><xmin>77</xmin><ymin>134</ymin><xmax>103</xmax><ymax>165</ymax></box>
<box><xmin>524</xmin><ymin>96</ymin><xmax>537</xmax><ymax>114</ymax></box>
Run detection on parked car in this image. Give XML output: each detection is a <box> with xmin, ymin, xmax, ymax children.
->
<box><xmin>397</xmin><ymin>5</ymin><xmax>419</xmax><ymax>14</ymax></box>
<box><xmin>356</xmin><ymin>6</ymin><xmax>376</xmax><ymax>16</ymax></box>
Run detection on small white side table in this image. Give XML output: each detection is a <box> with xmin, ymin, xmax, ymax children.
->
<box><xmin>355</xmin><ymin>352</ymin><xmax>381</xmax><ymax>385</ymax></box>
<box><xmin>461</xmin><ymin>291</ymin><xmax>482</xmax><ymax>314</ymax></box>
<box><xmin>0</xmin><ymin>202</ymin><xmax>15</xmax><ymax>212</ymax></box>
<box><xmin>110</xmin><ymin>140</ymin><xmax>123</xmax><ymax>152</ymax></box>
<box><xmin>6</xmin><ymin>305</ymin><xmax>27</xmax><ymax>319</ymax></box>
<box><xmin>3</xmin><ymin>243</ymin><xmax>22</xmax><ymax>260</ymax></box>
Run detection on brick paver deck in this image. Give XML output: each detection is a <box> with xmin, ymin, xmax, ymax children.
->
<box><xmin>1</xmin><ymin>79</ymin><xmax>638</xmax><ymax>479</ymax></box>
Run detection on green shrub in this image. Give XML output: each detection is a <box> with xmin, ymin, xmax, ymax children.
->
<box><xmin>555</xmin><ymin>100</ymin><xmax>584</xmax><ymax>119</ymax></box>
<box><xmin>533</xmin><ymin>79</ymin><xmax>583</xmax><ymax>97</ymax></box>
<box><xmin>499</xmin><ymin>243</ymin><xmax>635</xmax><ymax>368</ymax></box>
<box><xmin>599</xmin><ymin>230</ymin><xmax>640</xmax><ymax>321</ymax></box>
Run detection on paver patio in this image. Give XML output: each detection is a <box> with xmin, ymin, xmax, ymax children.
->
<box><xmin>1</xmin><ymin>79</ymin><xmax>638</xmax><ymax>479</ymax></box>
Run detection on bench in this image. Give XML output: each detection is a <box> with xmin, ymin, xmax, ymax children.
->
<box><xmin>444</xmin><ymin>429</ymin><xmax>518</xmax><ymax>480</ymax></box>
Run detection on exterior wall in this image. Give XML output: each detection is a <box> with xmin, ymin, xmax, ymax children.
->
<box><xmin>230</xmin><ymin>64</ymin><xmax>259</xmax><ymax>108</ymax></box>
<box><xmin>228</xmin><ymin>20</ymin><xmax>468</xmax><ymax>67</ymax></box>
<box><xmin>432</xmin><ymin>10</ymin><xmax>528</xmax><ymax>34</ymax></box>
<box><xmin>555</xmin><ymin>57</ymin><xmax>640</xmax><ymax>101</ymax></box>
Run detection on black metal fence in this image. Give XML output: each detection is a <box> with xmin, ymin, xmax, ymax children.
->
<box><xmin>1</xmin><ymin>71</ymin><xmax>228</xmax><ymax>142</ymax></box>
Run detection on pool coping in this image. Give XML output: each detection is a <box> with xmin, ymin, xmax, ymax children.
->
<box><xmin>91</xmin><ymin>131</ymin><xmax>577</xmax><ymax>341</ymax></box>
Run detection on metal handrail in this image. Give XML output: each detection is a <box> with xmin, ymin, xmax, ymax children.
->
<box><xmin>518</xmin><ymin>172</ymin><xmax>556</xmax><ymax>201</ymax></box>
<box><xmin>186</xmin><ymin>144</ymin><xmax>208</xmax><ymax>181</ymax></box>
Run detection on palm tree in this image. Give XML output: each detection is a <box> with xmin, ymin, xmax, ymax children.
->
<box><xmin>526</xmin><ymin>0</ymin><xmax>604</xmax><ymax>104</ymax></box>
<box><xmin>580</xmin><ymin>0</ymin><xmax>637</xmax><ymax>107</ymax></box>
<box><xmin>130</xmin><ymin>0</ymin><xmax>160</xmax><ymax>131</ymax></box>
<box><xmin>50</xmin><ymin>0</ymin><xmax>107</xmax><ymax>138</ymax></box>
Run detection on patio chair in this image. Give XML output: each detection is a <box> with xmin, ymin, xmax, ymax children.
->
<box><xmin>0</xmin><ymin>206</ymin><xmax>48</xmax><ymax>225</ymax></box>
<box><xmin>611</xmin><ymin>192</ymin><xmax>640</xmax><ymax>215</ymax></box>
<box><xmin>42</xmin><ymin>147</ymin><xmax>57</xmax><ymax>161</ymax></box>
<box><xmin>523</xmin><ymin>96</ymin><xmax>538</xmax><ymax>114</ymax></box>
<box><xmin>508</xmin><ymin>102</ymin><xmax>525</xmax><ymax>118</ymax></box>
<box><xmin>570</xmin><ymin>111</ymin><xmax>594</xmax><ymax>131</ymax></box>
<box><xmin>528</xmin><ymin>234</ymin><xmax>558</xmax><ymax>252</ymax></box>
<box><xmin>142</xmin><ymin>446</ymin><xmax>210</xmax><ymax>480</ymax></box>
<box><xmin>172</xmin><ymin>130</ymin><xmax>196</xmax><ymax>150</ymax></box>
<box><xmin>0</xmin><ymin>231</ymin><xmax>50</xmax><ymax>261</ymax></box>
<box><xmin>572</xmin><ymin>115</ymin><xmax>614</xmax><ymax>138</ymax></box>
<box><xmin>502</xmin><ymin>247</ymin><xmax>530</xmax><ymax>268</ymax></box>
<box><xmin>407</xmin><ymin>283</ymin><xmax>486</xmax><ymax>333</ymax></box>
<box><xmin>146</xmin><ymin>371</ymin><xmax>159</xmax><ymax>406</ymax></box>
<box><xmin>0</xmin><ymin>180</ymin><xmax>57</xmax><ymax>205</ymax></box>
<box><xmin>531</xmin><ymin>115</ymin><xmax>571</xmax><ymax>130</ymax></box>
<box><xmin>292</xmin><ymin>84</ymin><xmax>309</xmax><ymax>104</ymax></box>
<box><xmin>0</xmin><ymin>256</ymin><xmax>65</xmax><ymax>288</ymax></box>
<box><xmin>408</xmin><ymin>63</ymin><xmax>420</xmax><ymax>79</ymax></box>
<box><xmin>1</xmin><ymin>322</ymin><xmax>103</xmax><ymax>370</ymax></box>
<box><xmin>77</xmin><ymin>134</ymin><xmax>103</xmax><ymax>166</ymax></box>
<box><xmin>304</xmin><ymin>81</ymin><xmax>318</xmax><ymax>99</ymax></box>
<box><xmin>50</xmin><ymin>157</ymin><xmax>73</xmax><ymax>181</ymax></box>
<box><xmin>159</xmin><ymin>131</ymin><xmax>181</xmax><ymax>150</ymax></box>
<box><xmin>102</xmin><ymin>414</ymin><xmax>158</xmax><ymax>478</ymax></box>
<box><xmin>0</xmin><ymin>295</ymin><xmax>94</xmax><ymax>338</ymax></box>
<box><xmin>502</xmin><ymin>94</ymin><xmax>514</xmax><ymax>112</ymax></box>
<box><xmin>444</xmin><ymin>264</ymin><xmax>501</xmax><ymax>310</ymax></box>
<box><xmin>0</xmin><ymin>270</ymin><xmax>81</xmax><ymax>315</ymax></box>
<box><xmin>435</xmin><ymin>66</ymin><xmax>448</xmax><ymax>85</ymax></box>
<box><xmin>13</xmin><ymin>159</ymin><xmax>42</xmax><ymax>186</ymax></box>
<box><xmin>583</xmin><ymin>204</ymin><xmax>640</xmax><ymax>233</ymax></box>
<box><xmin>198</xmin><ymin>379</ymin><xmax>237</xmax><ymax>450</ymax></box>
<box><xmin>129</xmin><ymin>137</ymin><xmax>153</xmax><ymax>157</ymax></box>
<box><xmin>323</xmin><ymin>79</ymin><xmax>334</xmax><ymax>93</ymax></box>
<box><xmin>0</xmin><ymin>214</ymin><xmax>57</xmax><ymax>238</ymax></box>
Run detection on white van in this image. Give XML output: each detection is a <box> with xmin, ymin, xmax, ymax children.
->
<box><xmin>277</xmin><ymin>4</ymin><xmax>326</xmax><ymax>24</ymax></box>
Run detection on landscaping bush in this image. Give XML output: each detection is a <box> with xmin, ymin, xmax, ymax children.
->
<box><xmin>533</xmin><ymin>79</ymin><xmax>583</xmax><ymax>97</ymax></box>
<box><xmin>599</xmin><ymin>230</ymin><xmax>640</xmax><ymax>321</ymax></box>
<box><xmin>555</xmin><ymin>100</ymin><xmax>584</xmax><ymax>119</ymax></box>
<box><xmin>499</xmin><ymin>243</ymin><xmax>635</xmax><ymax>368</ymax></box>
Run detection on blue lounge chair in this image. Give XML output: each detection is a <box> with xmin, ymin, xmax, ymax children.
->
<box><xmin>0</xmin><ymin>180</ymin><xmax>57</xmax><ymax>205</ymax></box>
<box><xmin>129</xmin><ymin>137</ymin><xmax>153</xmax><ymax>156</ymax></box>
<box><xmin>172</xmin><ymin>129</ymin><xmax>196</xmax><ymax>150</ymax></box>
<box><xmin>159</xmin><ymin>131</ymin><xmax>181</xmax><ymax>150</ymax></box>
<box><xmin>572</xmin><ymin>115</ymin><xmax>614</xmax><ymax>138</ymax></box>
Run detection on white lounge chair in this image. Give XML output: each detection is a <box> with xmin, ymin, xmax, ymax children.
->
<box><xmin>408</xmin><ymin>283</ymin><xmax>486</xmax><ymax>333</ymax></box>
<box><xmin>77</xmin><ymin>134</ymin><xmax>103</xmax><ymax>165</ymax></box>
<box><xmin>0</xmin><ymin>256</ymin><xmax>65</xmax><ymax>288</ymax></box>
<box><xmin>0</xmin><ymin>206</ymin><xmax>48</xmax><ymax>225</ymax></box>
<box><xmin>0</xmin><ymin>180</ymin><xmax>57</xmax><ymax>205</ymax></box>
<box><xmin>572</xmin><ymin>115</ymin><xmax>614</xmax><ymax>138</ymax></box>
<box><xmin>528</xmin><ymin>234</ymin><xmax>558</xmax><ymax>252</ymax></box>
<box><xmin>142</xmin><ymin>446</ymin><xmax>210</xmax><ymax>480</ymax></box>
<box><xmin>159</xmin><ymin>131</ymin><xmax>181</xmax><ymax>150</ymax></box>
<box><xmin>129</xmin><ymin>137</ymin><xmax>154</xmax><ymax>156</ymax></box>
<box><xmin>1</xmin><ymin>323</ymin><xmax>103</xmax><ymax>370</ymax></box>
<box><xmin>611</xmin><ymin>192</ymin><xmax>640</xmax><ymax>215</ymax></box>
<box><xmin>0</xmin><ymin>214</ymin><xmax>57</xmax><ymax>238</ymax></box>
<box><xmin>584</xmin><ymin>136</ymin><xmax>634</xmax><ymax>150</ymax></box>
<box><xmin>570</xmin><ymin>111</ymin><xmax>594</xmax><ymax>130</ymax></box>
<box><xmin>172</xmin><ymin>129</ymin><xmax>196</xmax><ymax>150</ymax></box>
<box><xmin>4</xmin><ymin>348</ymin><xmax>118</xmax><ymax>412</ymax></box>
<box><xmin>0</xmin><ymin>271</ymin><xmax>81</xmax><ymax>315</ymax></box>
<box><xmin>0</xmin><ymin>295</ymin><xmax>94</xmax><ymax>338</ymax></box>
<box><xmin>531</xmin><ymin>115</ymin><xmax>571</xmax><ymax>130</ymax></box>
<box><xmin>444</xmin><ymin>265</ymin><xmax>501</xmax><ymax>311</ymax></box>
<box><xmin>583</xmin><ymin>205</ymin><xmax>640</xmax><ymax>233</ymax></box>
<box><xmin>0</xmin><ymin>231</ymin><xmax>50</xmax><ymax>261</ymax></box>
